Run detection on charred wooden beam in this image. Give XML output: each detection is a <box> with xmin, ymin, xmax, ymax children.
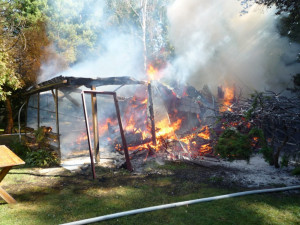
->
<box><xmin>69</xmin><ymin>76</ymin><xmax>146</xmax><ymax>88</ymax></box>
<box><xmin>148</xmin><ymin>82</ymin><xmax>157</xmax><ymax>146</ymax></box>
<box><xmin>26</xmin><ymin>78</ymin><xmax>68</xmax><ymax>95</ymax></box>
<box><xmin>217</xmin><ymin>86</ymin><xmax>224</xmax><ymax>99</ymax></box>
<box><xmin>26</xmin><ymin>76</ymin><xmax>146</xmax><ymax>96</ymax></box>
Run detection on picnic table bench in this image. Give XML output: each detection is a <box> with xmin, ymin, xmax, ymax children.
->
<box><xmin>0</xmin><ymin>145</ymin><xmax>25</xmax><ymax>204</ymax></box>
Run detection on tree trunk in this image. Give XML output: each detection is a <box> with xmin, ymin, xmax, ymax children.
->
<box><xmin>141</xmin><ymin>0</ymin><xmax>148</xmax><ymax>73</ymax></box>
<box><xmin>4</xmin><ymin>98</ymin><xmax>14</xmax><ymax>134</ymax></box>
<box><xmin>273</xmin><ymin>129</ymin><xmax>289</xmax><ymax>168</ymax></box>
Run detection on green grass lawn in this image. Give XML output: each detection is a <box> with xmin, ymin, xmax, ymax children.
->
<box><xmin>0</xmin><ymin>163</ymin><xmax>299</xmax><ymax>225</ymax></box>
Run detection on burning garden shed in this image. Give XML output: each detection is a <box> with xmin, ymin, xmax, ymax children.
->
<box><xmin>24</xmin><ymin>75</ymin><xmax>220</xmax><ymax>170</ymax></box>
<box><xmin>24</xmin><ymin>73</ymin><xmax>300</xmax><ymax>177</ymax></box>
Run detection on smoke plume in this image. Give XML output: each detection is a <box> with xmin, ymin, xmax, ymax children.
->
<box><xmin>39</xmin><ymin>0</ymin><xmax>300</xmax><ymax>93</ymax></box>
<box><xmin>166</xmin><ymin>0</ymin><xmax>300</xmax><ymax>93</ymax></box>
<box><xmin>57</xmin><ymin>32</ymin><xmax>143</xmax><ymax>79</ymax></box>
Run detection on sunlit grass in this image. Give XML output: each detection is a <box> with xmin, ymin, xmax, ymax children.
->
<box><xmin>247</xmin><ymin>201</ymin><xmax>300</xmax><ymax>225</ymax></box>
<box><xmin>0</xmin><ymin>164</ymin><xmax>299</xmax><ymax>225</ymax></box>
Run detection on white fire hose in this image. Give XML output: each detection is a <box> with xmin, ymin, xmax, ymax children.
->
<box><xmin>18</xmin><ymin>102</ymin><xmax>27</xmax><ymax>142</ymax></box>
<box><xmin>60</xmin><ymin>185</ymin><xmax>300</xmax><ymax>225</ymax></box>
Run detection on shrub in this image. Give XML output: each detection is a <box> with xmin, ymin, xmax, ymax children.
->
<box><xmin>10</xmin><ymin>140</ymin><xmax>58</xmax><ymax>167</ymax></box>
<box><xmin>248</xmin><ymin>127</ymin><xmax>275</xmax><ymax>166</ymax></box>
<box><xmin>34</xmin><ymin>127</ymin><xmax>50</xmax><ymax>148</ymax></box>
<box><xmin>291</xmin><ymin>167</ymin><xmax>300</xmax><ymax>176</ymax></box>
<box><xmin>216</xmin><ymin>128</ymin><xmax>252</xmax><ymax>162</ymax></box>
<box><xmin>25</xmin><ymin>149</ymin><xmax>59</xmax><ymax>167</ymax></box>
<box><xmin>280</xmin><ymin>154</ymin><xmax>289</xmax><ymax>167</ymax></box>
<box><xmin>260</xmin><ymin>146</ymin><xmax>275</xmax><ymax>165</ymax></box>
<box><xmin>10</xmin><ymin>140</ymin><xmax>30</xmax><ymax>159</ymax></box>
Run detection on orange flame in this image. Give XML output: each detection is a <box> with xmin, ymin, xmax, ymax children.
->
<box><xmin>76</xmin><ymin>132</ymin><xmax>88</xmax><ymax>144</ymax></box>
<box><xmin>156</xmin><ymin>118</ymin><xmax>182</xmax><ymax>139</ymax></box>
<box><xmin>75</xmin><ymin>87</ymin><xmax>214</xmax><ymax>159</ymax></box>
<box><xmin>220</xmin><ymin>87</ymin><xmax>235</xmax><ymax>112</ymax></box>
<box><xmin>199</xmin><ymin>144</ymin><xmax>212</xmax><ymax>155</ymax></box>
<box><xmin>197</xmin><ymin>126</ymin><xmax>210</xmax><ymax>140</ymax></box>
<box><xmin>147</xmin><ymin>65</ymin><xmax>159</xmax><ymax>81</ymax></box>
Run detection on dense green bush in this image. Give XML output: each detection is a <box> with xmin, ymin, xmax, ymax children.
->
<box><xmin>25</xmin><ymin>149</ymin><xmax>58</xmax><ymax>167</ymax></box>
<box><xmin>248</xmin><ymin>127</ymin><xmax>275</xmax><ymax>166</ymax></box>
<box><xmin>216</xmin><ymin>127</ymin><xmax>292</xmax><ymax>168</ymax></box>
<box><xmin>10</xmin><ymin>140</ymin><xmax>58</xmax><ymax>167</ymax></box>
<box><xmin>280</xmin><ymin>154</ymin><xmax>289</xmax><ymax>167</ymax></box>
<box><xmin>260</xmin><ymin>146</ymin><xmax>275</xmax><ymax>165</ymax></box>
<box><xmin>10</xmin><ymin>139</ymin><xmax>30</xmax><ymax>159</ymax></box>
<box><xmin>216</xmin><ymin>128</ymin><xmax>252</xmax><ymax>162</ymax></box>
<box><xmin>291</xmin><ymin>167</ymin><xmax>300</xmax><ymax>175</ymax></box>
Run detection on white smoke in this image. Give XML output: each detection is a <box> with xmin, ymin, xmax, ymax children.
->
<box><xmin>166</xmin><ymin>0</ymin><xmax>300</xmax><ymax>93</ymax></box>
<box><xmin>59</xmin><ymin>32</ymin><xmax>143</xmax><ymax>79</ymax></box>
<box><xmin>39</xmin><ymin>0</ymin><xmax>300</xmax><ymax>94</ymax></box>
<box><xmin>39</xmin><ymin>0</ymin><xmax>144</xmax><ymax>82</ymax></box>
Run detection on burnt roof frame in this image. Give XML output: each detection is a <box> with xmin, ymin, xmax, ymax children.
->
<box><xmin>26</xmin><ymin>76</ymin><xmax>147</xmax><ymax>95</ymax></box>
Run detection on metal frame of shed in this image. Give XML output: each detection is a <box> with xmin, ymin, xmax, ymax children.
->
<box><xmin>25</xmin><ymin>76</ymin><xmax>157</xmax><ymax>171</ymax></box>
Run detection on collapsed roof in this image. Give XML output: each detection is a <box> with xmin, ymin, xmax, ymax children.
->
<box><xmin>26</xmin><ymin>76</ymin><xmax>147</xmax><ymax>95</ymax></box>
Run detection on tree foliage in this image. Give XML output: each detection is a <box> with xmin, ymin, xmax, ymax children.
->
<box><xmin>259</xmin><ymin>0</ymin><xmax>300</xmax><ymax>44</ymax></box>
<box><xmin>242</xmin><ymin>1</ymin><xmax>300</xmax><ymax>46</ymax></box>
<box><xmin>0</xmin><ymin>0</ymin><xmax>50</xmax><ymax>133</ymax></box>
<box><xmin>0</xmin><ymin>0</ymin><xmax>49</xmax><ymax>96</ymax></box>
<box><xmin>0</xmin><ymin>50</ymin><xmax>22</xmax><ymax>101</ymax></box>
<box><xmin>0</xmin><ymin>1</ymin><xmax>23</xmax><ymax>101</ymax></box>
<box><xmin>44</xmin><ymin>0</ymin><xmax>103</xmax><ymax>64</ymax></box>
<box><xmin>254</xmin><ymin>0</ymin><xmax>299</xmax><ymax>16</ymax></box>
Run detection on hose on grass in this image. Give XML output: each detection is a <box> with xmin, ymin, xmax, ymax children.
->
<box><xmin>60</xmin><ymin>185</ymin><xmax>300</xmax><ymax>225</ymax></box>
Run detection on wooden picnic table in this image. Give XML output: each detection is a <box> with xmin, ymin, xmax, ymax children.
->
<box><xmin>0</xmin><ymin>145</ymin><xmax>25</xmax><ymax>204</ymax></box>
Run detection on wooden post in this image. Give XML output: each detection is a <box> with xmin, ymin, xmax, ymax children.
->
<box><xmin>81</xmin><ymin>92</ymin><xmax>96</xmax><ymax>179</ymax></box>
<box><xmin>54</xmin><ymin>89</ymin><xmax>61</xmax><ymax>160</ymax></box>
<box><xmin>37</xmin><ymin>92</ymin><xmax>40</xmax><ymax>129</ymax></box>
<box><xmin>24</xmin><ymin>97</ymin><xmax>28</xmax><ymax>137</ymax></box>
<box><xmin>148</xmin><ymin>82</ymin><xmax>156</xmax><ymax>146</ymax></box>
<box><xmin>91</xmin><ymin>86</ymin><xmax>100</xmax><ymax>163</ymax></box>
<box><xmin>113</xmin><ymin>94</ymin><xmax>133</xmax><ymax>171</ymax></box>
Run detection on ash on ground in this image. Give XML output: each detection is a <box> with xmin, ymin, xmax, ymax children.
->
<box><xmin>216</xmin><ymin>155</ymin><xmax>299</xmax><ymax>188</ymax></box>
<box><xmin>128</xmin><ymin>151</ymin><xmax>299</xmax><ymax>188</ymax></box>
<box><xmin>61</xmin><ymin>150</ymin><xmax>299</xmax><ymax>189</ymax></box>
